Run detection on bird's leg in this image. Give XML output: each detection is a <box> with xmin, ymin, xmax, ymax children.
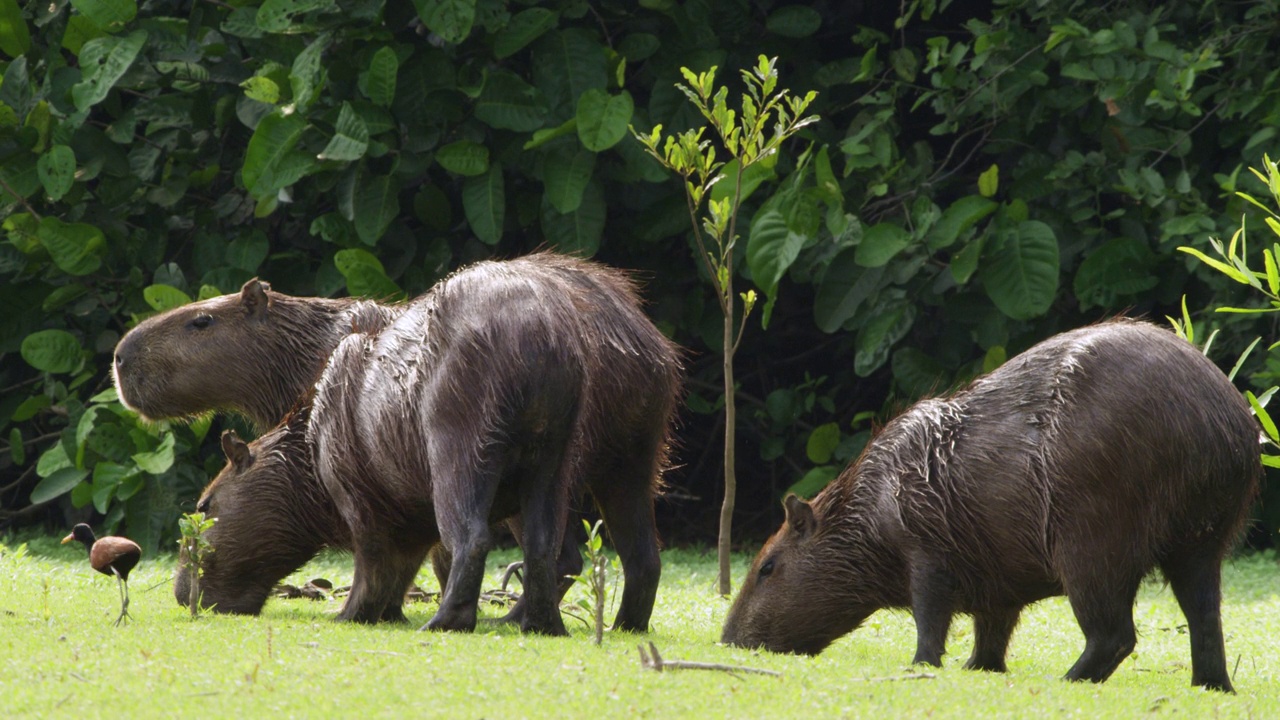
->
<box><xmin>113</xmin><ymin>571</ymin><xmax>132</xmax><ymax>627</ymax></box>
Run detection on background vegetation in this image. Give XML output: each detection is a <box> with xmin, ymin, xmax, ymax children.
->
<box><xmin>1</xmin><ymin>541</ymin><xmax>1277</xmax><ymax>717</ymax></box>
<box><xmin>3</xmin><ymin>0</ymin><xmax>1280</xmax><ymax>553</ymax></box>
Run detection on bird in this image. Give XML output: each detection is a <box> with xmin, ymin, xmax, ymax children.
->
<box><xmin>62</xmin><ymin>523</ymin><xmax>142</xmax><ymax>626</ymax></box>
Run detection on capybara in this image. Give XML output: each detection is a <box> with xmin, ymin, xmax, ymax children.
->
<box><xmin>175</xmin><ymin>255</ymin><xmax>682</xmax><ymax>635</ymax></box>
<box><xmin>721</xmin><ymin>320</ymin><xmax>1259</xmax><ymax>692</ymax></box>
<box><xmin>114</xmin><ymin>277</ymin><xmax>393</xmax><ymax>430</ymax></box>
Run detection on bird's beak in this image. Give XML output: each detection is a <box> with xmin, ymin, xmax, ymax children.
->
<box><xmin>61</xmin><ymin>533</ymin><xmax>74</xmax><ymax>544</ymax></box>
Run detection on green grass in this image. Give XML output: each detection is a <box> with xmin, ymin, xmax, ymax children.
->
<box><xmin>2</xmin><ymin>536</ymin><xmax>1277</xmax><ymax>719</ymax></box>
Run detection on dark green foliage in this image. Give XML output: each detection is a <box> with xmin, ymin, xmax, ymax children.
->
<box><xmin>3</xmin><ymin>0</ymin><xmax>1278</xmax><ymax>548</ymax></box>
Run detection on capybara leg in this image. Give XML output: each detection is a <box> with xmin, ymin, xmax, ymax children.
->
<box><xmin>589</xmin><ymin>446</ymin><xmax>663</xmax><ymax>632</ymax></box>
<box><xmin>428</xmin><ymin>543</ymin><xmax>451</xmax><ymax>596</ymax></box>
<box><xmin>965</xmin><ymin>607</ymin><xmax>1021</xmax><ymax>672</ymax></box>
<box><xmin>1063</xmin><ymin>574</ymin><xmax>1140</xmax><ymax>683</ymax></box>
<box><xmin>909</xmin><ymin>560</ymin><xmax>955</xmax><ymax>667</ymax></box>
<box><xmin>340</xmin><ymin>538</ymin><xmax>428</xmax><ymax>624</ymax></box>
<box><xmin>426</xmin><ymin>524</ymin><xmax>492</xmax><ymax>633</ymax></box>
<box><xmin>1162</xmin><ymin>550</ymin><xmax>1233</xmax><ymax>692</ymax></box>
<box><xmin>513</xmin><ymin>465</ymin><xmax>571</xmax><ymax>636</ymax></box>
<box><xmin>499</xmin><ymin>523</ymin><xmax>582</xmax><ymax>626</ymax></box>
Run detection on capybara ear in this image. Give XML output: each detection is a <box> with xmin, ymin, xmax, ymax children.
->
<box><xmin>221</xmin><ymin>429</ymin><xmax>253</xmax><ymax>470</ymax></box>
<box><xmin>783</xmin><ymin>494</ymin><xmax>816</xmax><ymax>537</ymax></box>
<box><xmin>240</xmin><ymin>277</ymin><xmax>271</xmax><ymax>317</ymax></box>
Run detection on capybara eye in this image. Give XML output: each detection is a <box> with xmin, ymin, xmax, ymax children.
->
<box><xmin>758</xmin><ymin>558</ymin><xmax>775</xmax><ymax>579</ymax></box>
<box><xmin>189</xmin><ymin>315</ymin><xmax>214</xmax><ymax>330</ymax></box>
<box><xmin>196</xmin><ymin>496</ymin><xmax>211</xmax><ymax>514</ymax></box>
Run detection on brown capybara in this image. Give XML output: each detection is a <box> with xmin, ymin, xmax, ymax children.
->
<box><xmin>114</xmin><ymin>277</ymin><xmax>393</xmax><ymax>430</ymax></box>
<box><xmin>721</xmin><ymin>320</ymin><xmax>1260</xmax><ymax>692</ymax></box>
<box><xmin>176</xmin><ymin>255</ymin><xmax>683</xmax><ymax>635</ymax></box>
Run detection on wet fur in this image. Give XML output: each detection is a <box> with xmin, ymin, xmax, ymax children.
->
<box><xmin>179</xmin><ymin>255</ymin><xmax>682</xmax><ymax>634</ymax></box>
<box><xmin>721</xmin><ymin>320</ymin><xmax>1260</xmax><ymax>692</ymax></box>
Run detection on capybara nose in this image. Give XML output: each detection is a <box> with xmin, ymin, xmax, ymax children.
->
<box><xmin>114</xmin><ymin>334</ymin><xmax>136</xmax><ymax>371</ymax></box>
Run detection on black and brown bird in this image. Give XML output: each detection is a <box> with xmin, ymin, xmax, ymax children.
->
<box><xmin>62</xmin><ymin>524</ymin><xmax>142</xmax><ymax>626</ymax></box>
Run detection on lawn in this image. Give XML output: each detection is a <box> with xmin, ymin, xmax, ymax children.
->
<box><xmin>1</xmin><ymin>535</ymin><xmax>1277</xmax><ymax>719</ymax></box>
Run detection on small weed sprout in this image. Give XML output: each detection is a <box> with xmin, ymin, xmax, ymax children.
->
<box><xmin>570</xmin><ymin>519</ymin><xmax>613</xmax><ymax>645</ymax></box>
<box><xmin>178</xmin><ymin>512</ymin><xmax>217</xmax><ymax>616</ymax></box>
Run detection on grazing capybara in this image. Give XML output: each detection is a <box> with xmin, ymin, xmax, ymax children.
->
<box><xmin>174</xmin><ymin>418</ymin><xmax>350</xmax><ymax>616</ymax></box>
<box><xmin>176</xmin><ymin>255</ymin><xmax>682</xmax><ymax>635</ymax></box>
<box><xmin>721</xmin><ymin>320</ymin><xmax>1260</xmax><ymax>692</ymax></box>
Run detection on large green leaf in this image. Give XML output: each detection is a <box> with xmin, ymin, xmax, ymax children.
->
<box><xmin>981</xmin><ymin>220</ymin><xmax>1059</xmax><ymax>320</ymax></box>
<box><xmin>412</xmin><ymin>0</ymin><xmax>476</xmax><ymax>44</ymax></box>
<box><xmin>855</xmin><ymin>223</ymin><xmax>911</xmax><ymax>268</ymax></box>
<box><xmin>814</xmin><ymin>247</ymin><xmax>885</xmax><ymax>333</ymax></box>
<box><xmin>21</xmin><ymin>329</ymin><xmax>82</xmax><ymax>373</ymax></box>
<box><xmin>241</xmin><ymin>111</ymin><xmax>313</xmax><ymax>200</ymax></box>
<box><xmin>533</xmin><ymin>29</ymin><xmax>607</xmax><ymax>118</ymax></box>
<box><xmin>926</xmin><ymin>195</ymin><xmax>998</xmax><ymax>251</ymax></box>
<box><xmin>143</xmin><ymin>284</ymin><xmax>192</xmax><ymax>311</ymax></box>
<box><xmin>71</xmin><ymin>30</ymin><xmax>147</xmax><ymax>111</ymax></box>
<box><xmin>475</xmin><ymin>71</ymin><xmax>549</xmax><ymax>131</ymax></box>
<box><xmin>29</xmin><ymin>467</ymin><xmax>89</xmax><ymax>505</ymax></box>
<box><xmin>334</xmin><ymin>248</ymin><xmax>403</xmax><ymax>299</ymax></box>
<box><xmin>747</xmin><ymin>209</ymin><xmax>804</xmax><ymax>322</ymax></box>
<box><xmin>855</xmin><ymin>295</ymin><xmax>916</xmax><ymax>376</ymax></box>
<box><xmin>132</xmin><ymin>432</ymin><xmax>175</xmax><ymax>474</ymax></box>
<box><xmin>436</xmin><ymin>140</ymin><xmax>490</xmax><ymax>176</ymax></box>
<box><xmin>462</xmin><ymin>165</ymin><xmax>505</xmax><ymax>245</ymax></box>
<box><xmin>362</xmin><ymin>46</ymin><xmax>398</xmax><ymax>108</ymax></box>
<box><xmin>37</xmin><ymin>145</ymin><xmax>76</xmax><ymax>201</ymax></box>
<box><xmin>576</xmin><ymin>89</ymin><xmax>633</xmax><ymax>151</ymax></box>
<box><xmin>290</xmin><ymin>33</ymin><xmax>329</xmax><ymax>111</ymax></box>
<box><xmin>1073</xmin><ymin>236</ymin><xmax>1157</xmax><ymax>310</ymax></box>
<box><xmin>353</xmin><ymin>172</ymin><xmax>400</xmax><ymax>245</ymax></box>
<box><xmin>541</xmin><ymin>179</ymin><xmax>604</xmax><ymax>257</ymax></box>
<box><xmin>318</xmin><ymin>103</ymin><xmax>369</xmax><ymax>161</ymax></box>
<box><xmin>805</xmin><ymin>422</ymin><xmax>840</xmax><ymax>464</ymax></box>
<box><xmin>226</xmin><ymin>233</ymin><xmax>270</xmax><ymax>272</ymax></box>
<box><xmin>69</xmin><ymin>0</ymin><xmax>136</xmax><ymax>33</ymax></box>
<box><xmin>542</xmin><ymin>148</ymin><xmax>595</xmax><ymax>213</ymax></box>
<box><xmin>494</xmin><ymin>8</ymin><xmax>558</xmax><ymax>59</ymax></box>
<box><xmin>0</xmin><ymin>0</ymin><xmax>32</xmax><ymax>57</ymax></box>
<box><xmin>256</xmin><ymin>0</ymin><xmax>335</xmax><ymax>33</ymax></box>
<box><xmin>37</xmin><ymin>217</ymin><xmax>105</xmax><ymax>275</ymax></box>
<box><xmin>766</xmin><ymin>5</ymin><xmax>822</xmax><ymax>38</ymax></box>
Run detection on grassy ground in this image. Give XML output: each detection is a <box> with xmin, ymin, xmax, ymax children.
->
<box><xmin>1</xmin><ymin>536</ymin><xmax>1277</xmax><ymax>719</ymax></box>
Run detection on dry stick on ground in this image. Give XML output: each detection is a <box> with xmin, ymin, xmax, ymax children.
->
<box><xmin>851</xmin><ymin>672</ymin><xmax>937</xmax><ymax>683</ymax></box>
<box><xmin>637</xmin><ymin>643</ymin><xmax>782</xmax><ymax>679</ymax></box>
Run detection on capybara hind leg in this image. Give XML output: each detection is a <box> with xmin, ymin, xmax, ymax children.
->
<box><xmin>512</xmin><ymin>464</ymin><xmax>571</xmax><ymax>636</ymax></box>
<box><xmin>965</xmin><ymin>607</ymin><xmax>1021</xmax><ymax>672</ymax></box>
<box><xmin>426</xmin><ymin>523</ymin><xmax>492</xmax><ymax>633</ymax></box>
<box><xmin>1162</xmin><ymin>550</ymin><xmax>1234</xmax><ymax>692</ymax></box>
<box><xmin>499</xmin><ymin>523</ymin><xmax>582</xmax><ymax>626</ymax></box>
<box><xmin>588</xmin><ymin>444</ymin><xmax>663</xmax><ymax>632</ymax></box>
<box><xmin>909</xmin><ymin>560</ymin><xmax>956</xmax><ymax>667</ymax></box>
<box><xmin>1063</xmin><ymin>575</ymin><xmax>1141</xmax><ymax>683</ymax></box>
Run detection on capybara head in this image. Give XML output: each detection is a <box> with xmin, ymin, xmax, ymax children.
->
<box><xmin>175</xmin><ymin>422</ymin><xmax>345</xmax><ymax>614</ymax></box>
<box><xmin>721</xmin><ymin>494</ymin><xmax>895</xmax><ymax>655</ymax></box>
<box><xmin>114</xmin><ymin>279</ymin><xmax>353</xmax><ymax>429</ymax></box>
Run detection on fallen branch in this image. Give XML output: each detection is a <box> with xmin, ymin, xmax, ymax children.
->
<box><xmin>638</xmin><ymin>642</ymin><xmax>781</xmax><ymax>679</ymax></box>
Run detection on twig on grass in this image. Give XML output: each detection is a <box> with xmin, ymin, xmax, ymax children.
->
<box><xmin>298</xmin><ymin>642</ymin><xmax>409</xmax><ymax>658</ymax></box>
<box><xmin>637</xmin><ymin>642</ymin><xmax>781</xmax><ymax>679</ymax></box>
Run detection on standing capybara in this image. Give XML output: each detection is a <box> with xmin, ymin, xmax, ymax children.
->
<box><xmin>114</xmin><ymin>277</ymin><xmax>394</xmax><ymax>430</ymax></box>
<box><xmin>721</xmin><ymin>320</ymin><xmax>1259</xmax><ymax>692</ymax></box>
<box><xmin>175</xmin><ymin>255</ymin><xmax>682</xmax><ymax>635</ymax></box>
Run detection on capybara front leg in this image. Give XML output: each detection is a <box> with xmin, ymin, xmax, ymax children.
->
<box><xmin>965</xmin><ymin>607</ymin><xmax>1021</xmax><ymax>672</ymax></box>
<box><xmin>339</xmin><ymin>538</ymin><xmax>428</xmax><ymax>624</ymax></box>
<box><xmin>1162</xmin><ymin>550</ymin><xmax>1233</xmax><ymax>692</ymax></box>
<box><xmin>1063</xmin><ymin>575</ymin><xmax>1141</xmax><ymax>683</ymax></box>
<box><xmin>909</xmin><ymin>560</ymin><xmax>955</xmax><ymax>667</ymax></box>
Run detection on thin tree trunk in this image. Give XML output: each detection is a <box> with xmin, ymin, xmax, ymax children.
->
<box><xmin>718</xmin><ymin>306</ymin><xmax>736</xmax><ymax>597</ymax></box>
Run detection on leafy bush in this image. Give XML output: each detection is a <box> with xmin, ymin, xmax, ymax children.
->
<box><xmin>3</xmin><ymin>0</ymin><xmax>1278</xmax><ymax>550</ymax></box>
